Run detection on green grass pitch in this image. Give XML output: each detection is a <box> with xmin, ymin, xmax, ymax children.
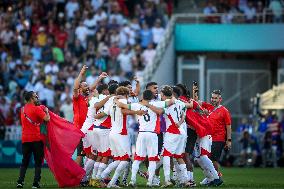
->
<box><xmin>1</xmin><ymin>167</ymin><xmax>284</xmax><ymax>188</ymax></box>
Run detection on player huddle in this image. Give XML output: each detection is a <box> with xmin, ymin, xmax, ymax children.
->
<box><xmin>74</xmin><ymin>66</ymin><xmax>232</xmax><ymax>188</ymax></box>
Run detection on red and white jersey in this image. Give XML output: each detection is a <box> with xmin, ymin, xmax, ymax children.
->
<box><xmin>130</xmin><ymin>101</ymin><xmax>166</xmax><ymax>133</ymax></box>
<box><xmin>104</xmin><ymin>98</ymin><xmax>128</xmax><ymax>135</ymax></box>
<box><xmin>164</xmin><ymin>99</ymin><xmax>186</xmax><ymax>134</ymax></box>
<box><xmin>93</xmin><ymin>94</ymin><xmax>111</xmax><ymax>128</ymax></box>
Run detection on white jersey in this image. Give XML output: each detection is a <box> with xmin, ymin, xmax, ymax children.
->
<box><xmin>164</xmin><ymin>99</ymin><xmax>186</xmax><ymax>134</ymax></box>
<box><xmin>81</xmin><ymin>96</ymin><xmax>98</xmax><ymax>133</ymax></box>
<box><xmin>130</xmin><ymin>101</ymin><xmax>166</xmax><ymax>133</ymax></box>
<box><xmin>93</xmin><ymin>94</ymin><xmax>111</xmax><ymax>127</ymax></box>
<box><xmin>104</xmin><ymin>98</ymin><xmax>128</xmax><ymax>135</ymax></box>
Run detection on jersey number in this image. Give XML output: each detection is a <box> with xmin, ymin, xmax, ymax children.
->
<box><xmin>143</xmin><ymin>113</ymin><xmax>150</xmax><ymax>122</ymax></box>
<box><xmin>174</xmin><ymin>107</ymin><xmax>182</xmax><ymax>121</ymax></box>
<box><xmin>113</xmin><ymin>105</ymin><xmax>117</xmax><ymax>121</ymax></box>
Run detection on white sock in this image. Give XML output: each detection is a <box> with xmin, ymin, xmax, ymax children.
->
<box><xmin>163</xmin><ymin>156</ymin><xmax>171</xmax><ymax>183</ymax></box>
<box><xmin>173</xmin><ymin>160</ymin><xmax>181</xmax><ymax>181</ymax></box>
<box><xmin>131</xmin><ymin>160</ymin><xmax>141</xmax><ymax>183</ymax></box>
<box><xmin>109</xmin><ymin>161</ymin><xmax>129</xmax><ymax>186</ymax></box>
<box><xmin>91</xmin><ymin>162</ymin><xmax>100</xmax><ymax>179</ymax></box>
<box><xmin>178</xmin><ymin>164</ymin><xmax>189</xmax><ymax>183</ymax></box>
<box><xmin>82</xmin><ymin>159</ymin><xmax>95</xmax><ymax>181</ymax></box>
<box><xmin>122</xmin><ymin>161</ymin><xmax>130</xmax><ymax>181</ymax></box>
<box><xmin>148</xmin><ymin>161</ymin><xmax>156</xmax><ymax>184</ymax></box>
<box><xmin>96</xmin><ymin>163</ymin><xmax>107</xmax><ymax>179</ymax></box>
<box><xmin>200</xmin><ymin>156</ymin><xmax>219</xmax><ymax>180</ymax></box>
<box><xmin>101</xmin><ymin>160</ymin><xmax>120</xmax><ymax>179</ymax></box>
<box><xmin>187</xmin><ymin>171</ymin><xmax>194</xmax><ymax>181</ymax></box>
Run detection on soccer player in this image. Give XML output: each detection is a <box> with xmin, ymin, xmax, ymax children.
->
<box><xmin>80</xmin><ymin>84</ymin><xmax>111</xmax><ymax>185</ymax></box>
<box><xmin>176</xmin><ymin>83</ymin><xmax>197</xmax><ymax>186</ymax></box>
<box><xmin>160</xmin><ymin>86</ymin><xmax>193</xmax><ymax>187</ymax></box>
<box><xmin>202</xmin><ymin>90</ymin><xmax>232</xmax><ymax>178</ymax></box>
<box><xmin>17</xmin><ymin>91</ymin><xmax>50</xmax><ymax>188</ymax></box>
<box><xmin>73</xmin><ymin>65</ymin><xmax>107</xmax><ymax>166</ymax></box>
<box><xmin>115</xmin><ymin>89</ymin><xmax>173</xmax><ymax>187</ymax></box>
<box><xmin>94</xmin><ymin>86</ymin><xmax>145</xmax><ymax>188</ymax></box>
<box><xmin>89</xmin><ymin>84</ymin><xmax>118</xmax><ymax>186</ymax></box>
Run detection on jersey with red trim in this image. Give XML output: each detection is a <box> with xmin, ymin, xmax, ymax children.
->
<box><xmin>130</xmin><ymin>101</ymin><xmax>166</xmax><ymax>133</ymax></box>
<box><xmin>104</xmin><ymin>98</ymin><xmax>127</xmax><ymax>135</ymax></box>
<box><xmin>73</xmin><ymin>94</ymin><xmax>88</xmax><ymax>129</ymax></box>
<box><xmin>93</xmin><ymin>94</ymin><xmax>111</xmax><ymax>128</ymax></box>
<box><xmin>164</xmin><ymin>100</ymin><xmax>186</xmax><ymax>134</ymax></box>
<box><xmin>202</xmin><ymin>102</ymin><xmax>231</xmax><ymax>141</ymax></box>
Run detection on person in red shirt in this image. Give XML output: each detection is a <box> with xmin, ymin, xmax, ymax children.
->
<box><xmin>202</xmin><ymin>90</ymin><xmax>232</xmax><ymax>177</ymax></box>
<box><xmin>17</xmin><ymin>91</ymin><xmax>50</xmax><ymax>188</ymax></box>
<box><xmin>73</xmin><ymin>65</ymin><xmax>108</xmax><ymax>166</ymax></box>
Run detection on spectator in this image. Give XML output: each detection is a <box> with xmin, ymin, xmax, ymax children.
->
<box><xmin>75</xmin><ymin>21</ymin><xmax>89</xmax><ymax>49</ymax></box>
<box><xmin>237</xmin><ymin>118</ymin><xmax>253</xmax><ymax>134</ymax></box>
<box><xmin>55</xmin><ymin>25</ymin><xmax>69</xmax><ymax>49</ymax></box>
<box><xmin>239</xmin><ymin>131</ymin><xmax>259</xmax><ymax>166</ymax></box>
<box><xmin>152</xmin><ymin>19</ymin><xmax>165</xmax><ymax>46</ymax></box>
<box><xmin>141</xmin><ymin>43</ymin><xmax>156</xmax><ymax>66</ymax></box>
<box><xmin>60</xmin><ymin>97</ymin><xmax>73</xmax><ymax>122</ymax></box>
<box><xmin>269</xmin><ymin>0</ymin><xmax>283</xmax><ymax>23</ymax></box>
<box><xmin>139</xmin><ymin>22</ymin><xmax>153</xmax><ymax>49</ymax></box>
<box><xmin>203</xmin><ymin>1</ymin><xmax>218</xmax><ymax>15</ymax></box>
<box><xmin>262</xmin><ymin>131</ymin><xmax>278</xmax><ymax>167</ymax></box>
<box><xmin>117</xmin><ymin>46</ymin><xmax>133</xmax><ymax>78</ymax></box>
<box><xmin>65</xmin><ymin>0</ymin><xmax>80</xmax><ymax>21</ymax></box>
<box><xmin>30</xmin><ymin>41</ymin><xmax>42</xmax><ymax>61</ymax></box>
<box><xmin>244</xmin><ymin>1</ymin><xmax>256</xmax><ymax>23</ymax></box>
<box><xmin>36</xmin><ymin>27</ymin><xmax>47</xmax><ymax>47</ymax></box>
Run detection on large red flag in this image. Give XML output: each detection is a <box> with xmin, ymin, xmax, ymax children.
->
<box><xmin>40</xmin><ymin>110</ymin><xmax>85</xmax><ymax>188</ymax></box>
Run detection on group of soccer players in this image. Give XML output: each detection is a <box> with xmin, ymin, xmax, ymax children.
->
<box><xmin>73</xmin><ymin>66</ymin><xmax>232</xmax><ymax>188</ymax></box>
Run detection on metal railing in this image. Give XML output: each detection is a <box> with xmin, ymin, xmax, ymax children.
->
<box><xmin>140</xmin><ymin>8</ymin><xmax>284</xmax><ymax>89</ymax></box>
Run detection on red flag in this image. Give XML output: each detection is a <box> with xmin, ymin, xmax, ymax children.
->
<box><xmin>40</xmin><ymin>110</ymin><xmax>85</xmax><ymax>187</ymax></box>
<box><xmin>185</xmin><ymin>102</ymin><xmax>212</xmax><ymax>138</ymax></box>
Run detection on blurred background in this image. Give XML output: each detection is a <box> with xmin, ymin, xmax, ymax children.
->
<box><xmin>0</xmin><ymin>0</ymin><xmax>284</xmax><ymax>168</ymax></box>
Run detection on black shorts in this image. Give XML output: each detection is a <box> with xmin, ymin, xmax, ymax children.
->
<box><xmin>210</xmin><ymin>141</ymin><xmax>225</xmax><ymax>161</ymax></box>
<box><xmin>185</xmin><ymin>128</ymin><xmax>197</xmax><ymax>154</ymax></box>
<box><xmin>157</xmin><ymin>133</ymin><xmax>163</xmax><ymax>155</ymax></box>
<box><xmin>76</xmin><ymin>138</ymin><xmax>84</xmax><ymax>156</ymax></box>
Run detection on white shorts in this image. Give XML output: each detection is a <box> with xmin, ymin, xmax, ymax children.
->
<box><xmin>134</xmin><ymin>132</ymin><xmax>159</xmax><ymax>161</ymax></box>
<box><xmin>194</xmin><ymin>135</ymin><xmax>212</xmax><ymax>157</ymax></box>
<box><xmin>109</xmin><ymin>131</ymin><xmax>131</xmax><ymax>160</ymax></box>
<box><xmin>82</xmin><ymin>129</ymin><xmax>96</xmax><ymax>155</ymax></box>
<box><xmin>162</xmin><ymin>131</ymin><xmax>187</xmax><ymax>158</ymax></box>
<box><xmin>93</xmin><ymin>127</ymin><xmax>111</xmax><ymax>157</ymax></box>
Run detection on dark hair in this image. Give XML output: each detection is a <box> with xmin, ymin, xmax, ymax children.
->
<box><xmin>161</xmin><ymin>85</ymin><xmax>172</xmax><ymax>97</ymax></box>
<box><xmin>116</xmin><ymin>86</ymin><xmax>130</xmax><ymax>96</ymax></box>
<box><xmin>176</xmin><ymin>83</ymin><xmax>190</xmax><ymax>98</ymax></box>
<box><xmin>23</xmin><ymin>91</ymin><xmax>34</xmax><ymax>102</ymax></box>
<box><xmin>108</xmin><ymin>80</ymin><xmax>118</xmax><ymax>86</ymax></box>
<box><xmin>172</xmin><ymin>86</ymin><xmax>181</xmax><ymax>98</ymax></box>
<box><xmin>143</xmin><ymin>90</ymin><xmax>154</xmax><ymax>101</ymax></box>
<box><xmin>108</xmin><ymin>84</ymin><xmax>119</xmax><ymax>95</ymax></box>
<box><xmin>146</xmin><ymin>82</ymin><xmax>158</xmax><ymax>89</ymax></box>
<box><xmin>212</xmin><ymin>89</ymin><xmax>222</xmax><ymax>96</ymax></box>
<box><xmin>97</xmin><ymin>84</ymin><xmax>108</xmax><ymax>94</ymax></box>
<box><xmin>119</xmin><ymin>80</ymin><xmax>131</xmax><ymax>87</ymax></box>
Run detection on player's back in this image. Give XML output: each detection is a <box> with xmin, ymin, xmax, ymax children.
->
<box><xmin>106</xmin><ymin>98</ymin><xmax>128</xmax><ymax>135</ymax></box>
<box><xmin>164</xmin><ymin>100</ymin><xmax>186</xmax><ymax>134</ymax></box>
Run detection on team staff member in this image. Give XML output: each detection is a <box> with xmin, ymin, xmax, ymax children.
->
<box><xmin>17</xmin><ymin>91</ymin><xmax>50</xmax><ymax>188</ymax></box>
<box><xmin>202</xmin><ymin>90</ymin><xmax>232</xmax><ymax>176</ymax></box>
<box><xmin>73</xmin><ymin>65</ymin><xmax>107</xmax><ymax>165</ymax></box>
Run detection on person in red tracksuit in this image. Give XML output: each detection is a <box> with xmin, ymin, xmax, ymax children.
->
<box><xmin>17</xmin><ymin>91</ymin><xmax>50</xmax><ymax>188</ymax></box>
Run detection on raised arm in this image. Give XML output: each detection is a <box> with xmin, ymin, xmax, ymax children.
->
<box><xmin>43</xmin><ymin>107</ymin><xmax>50</xmax><ymax>121</ymax></box>
<box><xmin>73</xmin><ymin>65</ymin><xmax>87</xmax><ymax>98</ymax></box>
<box><xmin>94</xmin><ymin>95</ymin><xmax>113</xmax><ymax>110</ymax></box>
<box><xmin>133</xmin><ymin>76</ymin><xmax>140</xmax><ymax>96</ymax></box>
<box><xmin>90</xmin><ymin>72</ymin><xmax>108</xmax><ymax>91</ymax></box>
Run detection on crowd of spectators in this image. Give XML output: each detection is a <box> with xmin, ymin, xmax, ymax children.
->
<box><xmin>202</xmin><ymin>0</ymin><xmax>284</xmax><ymax>23</ymax></box>
<box><xmin>0</xmin><ymin>0</ymin><xmax>175</xmax><ymax>140</ymax></box>
<box><xmin>234</xmin><ymin>112</ymin><xmax>284</xmax><ymax>167</ymax></box>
